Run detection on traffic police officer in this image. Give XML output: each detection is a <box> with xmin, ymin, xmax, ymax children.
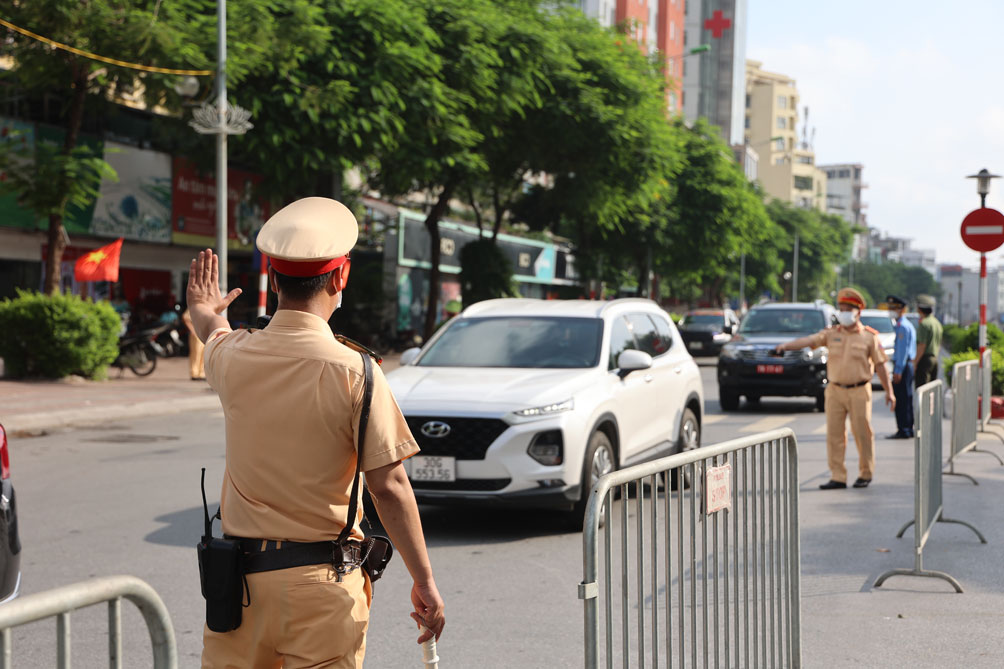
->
<box><xmin>775</xmin><ymin>288</ymin><xmax>895</xmax><ymax>489</ymax></box>
<box><xmin>914</xmin><ymin>294</ymin><xmax>943</xmax><ymax>387</ymax></box>
<box><xmin>187</xmin><ymin>197</ymin><xmax>445</xmax><ymax>668</ymax></box>
<box><xmin>886</xmin><ymin>295</ymin><xmax>916</xmax><ymax>439</ymax></box>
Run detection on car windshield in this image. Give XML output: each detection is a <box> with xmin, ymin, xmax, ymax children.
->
<box><xmin>681</xmin><ymin>314</ymin><xmax>722</xmax><ymax>326</ymax></box>
<box><xmin>738</xmin><ymin>309</ymin><xmax>826</xmax><ymax>335</ymax></box>
<box><xmin>417</xmin><ymin>316</ymin><xmax>604</xmax><ymax>368</ymax></box>
<box><xmin>861</xmin><ymin>315</ymin><xmax>895</xmax><ymax>333</ymax></box>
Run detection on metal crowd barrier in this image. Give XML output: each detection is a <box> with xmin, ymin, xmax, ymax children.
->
<box><xmin>874</xmin><ymin>381</ymin><xmax>986</xmax><ymax>593</ymax></box>
<box><xmin>945</xmin><ymin>359</ymin><xmax>981</xmax><ymax>484</ymax></box>
<box><xmin>976</xmin><ymin>349</ymin><xmax>1004</xmax><ymax>462</ymax></box>
<box><xmin>0</xmin><ymin>575</ymin><xmax>177</xmax><ymax>669</ymax></box>
<box><xmin>579</xmin><ymin>428</ymin><xmax>800</xmax><ymax>668</ymax></box>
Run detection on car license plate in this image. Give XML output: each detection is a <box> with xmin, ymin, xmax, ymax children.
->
<box><xmin>689</xmin><ymin>341</ymin><xmax>703</xmax><ymax>350</ymax></box>
<box><xmin>756</xmin><ymin>364</ymin><xmax>784</xmax><ymax>374</ymax></box>
<box><xmin>409</xmin><ymin>455</ymin><xmax>456</xmax><ymax>482</ymax></box>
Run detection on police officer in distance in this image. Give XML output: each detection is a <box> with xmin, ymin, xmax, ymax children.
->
<box><xmin>187</xmin><ymin>197</ymin><xmax>445</xmax><ymax>668</ymax></box>
<box><xmin>914</xmin><ymin>294</ymin><xmax>943</xmax><ymax>387</ymax></box>
<box><xmin>775</xmin><ymin>288</ymin><xmax>895</xmax><ymax>489</ymax></box>
<box><xmin>886</xmin><ymin>295</ymin><xmax>916</xmax><ymax>439</ymax></box>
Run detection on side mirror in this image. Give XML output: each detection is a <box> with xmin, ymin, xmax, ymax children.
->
<box><xmin>400</xmin><ymin>347</ymin><xmax>422</xmax><ymax>366</ymax></box>
<box><xmin>617</xmin><ymin>349</ymin><xmax>653</xmax><ymax>378</ymax></box>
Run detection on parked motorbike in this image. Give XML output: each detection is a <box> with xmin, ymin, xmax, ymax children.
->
<box><xmin>112</xmin><ymin>324</ymin><xmax>171</xmax><ymax>376</ymax></box>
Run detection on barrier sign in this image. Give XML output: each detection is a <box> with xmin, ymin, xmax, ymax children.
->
<box><xmin>705</xmin><ymin>463</ymin><xmax>732</xmax><ymax>513</ymax></box>
<box><xmin>961</xmin><ymin>208</ymin><xmax>1004</xmax><ymax>253</ymax></box>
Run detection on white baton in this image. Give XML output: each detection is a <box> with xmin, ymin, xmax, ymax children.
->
<box><xmin>420</xmin><ymin>625</ymin><xmax>439</xmax><ymax>668</ymax></box>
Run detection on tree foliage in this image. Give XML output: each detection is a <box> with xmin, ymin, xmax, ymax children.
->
<box><xmin>848</xmin><ymin>261</ymin><xmax>942</xmax><ymax>308</ymax></box>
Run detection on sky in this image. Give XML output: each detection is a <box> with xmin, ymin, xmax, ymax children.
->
<box><xmin>746</xmin><ymin>0</ymin><xmax>1004</xmax><ymax>269</ymax></box>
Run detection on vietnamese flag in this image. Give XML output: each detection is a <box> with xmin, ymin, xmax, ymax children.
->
<box><xmin>74</xmin><ymin>238</ymin><xmax>123</xmax><ymax>282</ymax></box>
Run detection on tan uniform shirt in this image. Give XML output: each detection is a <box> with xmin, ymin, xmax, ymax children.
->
<box><xmin>204</xmin><ymin>309</ymin><xmax>419</xmax><ymax>543</ymax></box>
<box><xmin>808</xmin><ymin>323</ymin><xmax>889</xmax><ymax>386</ymax></box>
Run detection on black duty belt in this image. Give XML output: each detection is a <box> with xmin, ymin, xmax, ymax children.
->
<box><xmin>227</xmin><ymin>536</ymin><xmax>368</xmax><ymax>576</ymax></box>
<box><xmin>832</xmin><ymin>379</ymin><xmax>869</xmax><ymax>389</ymax></box>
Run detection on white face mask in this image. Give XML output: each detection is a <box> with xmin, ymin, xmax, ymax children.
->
<box><xmin>836</xmin><ymin>310</ymin><xmax>858</xmax><ymax>327</ymax></box>
<box><xmin>335</xmin><ymin>292</ymin><xmax>343</xmax><ymax>311</ymax></box>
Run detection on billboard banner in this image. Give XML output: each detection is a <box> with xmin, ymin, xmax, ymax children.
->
<box><xmin>90</xmin><ymin>141</ymin><xmax>172</xmax><ymax>243</ymax></box>
<box><xmin>171</xmin><ymin>158</ymin><xmax>269</xmax><ymax>250</ymax></box>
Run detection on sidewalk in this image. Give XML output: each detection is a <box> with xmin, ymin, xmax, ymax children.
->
<box><xmin>1</xmin><ymin>352</ymin><xmax>402</xmax><ymax>435</ymax></box>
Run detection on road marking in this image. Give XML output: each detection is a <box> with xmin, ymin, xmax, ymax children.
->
<box><xmin>703</xmin><ymin>415</ymin><xmax>726</xmax><ymax>425</ymax></box>
<box><xmin>739</xmin><ymin>415</ymin><xmax>795</xmax><ymax>433</ymax></box>
<box><xmin>811</xmin><ymin>422</ymin><xmax>829</xmax><ymax>435</ymax></box>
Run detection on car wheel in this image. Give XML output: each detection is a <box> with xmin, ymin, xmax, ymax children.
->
<box><xmin>816</xmin><ymin>392</ymin><xmax>826</xmax><ymax>412</ymax></box>
<box><xmin>672</xmin><ymin>408</ymin><xmax>701</xmax><ymax>490</ymax></box>
<box><xmin>719</xmin><ymin>389</ymin><xmax>740</xmax><ymax>411</ymax></box>
<box><xmin>570</xmin><ymin>430</ymin><xmax>616</xmax><ymax>531</ymax></box>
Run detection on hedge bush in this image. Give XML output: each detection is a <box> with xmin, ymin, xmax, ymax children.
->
<box><xmin>947</xmin><ymin>322</ymin><xmax>1004</xmax><ymax>355</ymax></box>
<box><xmin>0</xmin><ymin>290</ymin><xmax>120</xmax><ymax>379</ymax></box>
<box><xmin>945</xmin><ymin>349</ymin><xmax>1004</xmax><ymax>395</ymax></box>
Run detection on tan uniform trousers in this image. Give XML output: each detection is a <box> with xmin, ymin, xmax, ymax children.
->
<box><xmin>189</xmin><ymin>331</ymin><xmax>206</xmax><ymax>380</ymax></box>
<box><xmin>202</xmin><ymin>565</ymin><xmax>372</xmax><ymax>669</ymax></box>
<box><xmin>825</xmin><ymin>383</ymin><xmax>875</xmax><ymax>483</ymax></box>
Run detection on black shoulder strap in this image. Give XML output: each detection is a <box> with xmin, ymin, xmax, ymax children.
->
<box><xmin>337</xmin><ymin>352</ymin><xmax>374</xmax><ymax>545</ymax></box>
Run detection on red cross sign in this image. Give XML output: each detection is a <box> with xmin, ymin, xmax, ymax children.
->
<box><xmin>704</xmin><ymin>10</ymin><xmax>732</xmax><ymax>39</ymax></box>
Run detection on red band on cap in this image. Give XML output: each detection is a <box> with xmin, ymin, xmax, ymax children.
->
<box><xmin>838</xmin><ymin>296</ymin><xmax>865</xmax><ymax>309</ymax></box>
<box><xmin>269</xmin><ymin>255</ymin><xmax>348</xmax><ymax>277</ymax></box>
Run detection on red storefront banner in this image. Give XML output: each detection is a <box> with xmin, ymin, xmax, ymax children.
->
<box><xmin>171</xmin><ymin>158</ymin><xmax>270</xmax><ymax>250</ymax></box>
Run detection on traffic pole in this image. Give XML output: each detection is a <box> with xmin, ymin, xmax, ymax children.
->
<box><xmin>980</xmin><ymin>252</ymin><xmax>987</xmax><ymax>365</ymax></box>
<box><xmin>258</xmin><ymin>254</ymin><xmax>268</xmax><ymax>319</ymax></box>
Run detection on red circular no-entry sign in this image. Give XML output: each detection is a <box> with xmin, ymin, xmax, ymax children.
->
<box><xmin>961</xmin><ymin>208</ymin><xmax>1004</xmax><ymax>253</ymax></box>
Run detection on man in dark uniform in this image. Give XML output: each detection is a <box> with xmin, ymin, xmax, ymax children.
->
<box><xmin>886</xmin><ymin>295</ymin><xmax>916</xmax><ymax>439</ymax></box>
<box><xmin>914</xmin><ymin>294</ymin><xmax>943</xmax><ymax>387</ymax></box>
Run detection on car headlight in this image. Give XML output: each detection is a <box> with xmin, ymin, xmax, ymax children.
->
<box><xmin>712</xmin><ymin>332</ymin><xmax>730</xmax><ymax>341</ymax></box>
<box><xmin>513</xmin><ymin>399</ymin><xmax>574</xmax><ymax>418</ymax></box>
<box><xmin>799</xmin><ymin>347</ymin><xmax>827</xmax><ymax>363</ymax></box>
<box><xmin>720</xmin><ymin>344</ymin><xmax>739</xmax><ymax>359</ymax></box>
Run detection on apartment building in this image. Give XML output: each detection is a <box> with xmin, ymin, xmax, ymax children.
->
<box><xmin>682</xmin><ymin>0</ymin><xmax>748</xmax><ymax>144</ymax></box>
<box><xmin>744</xmin><ymin>60</ymin><xmax>827</xmax><ymax>211</ymax></box>
<box><xmin>820</xmin><ymin>163</ymin><xmax>867</xmax><ymax>226</ymax></box>
<box><xmin>579</xmin><ymin>1</ymin><xmax>687</xmax><ymax>113</ymax></box>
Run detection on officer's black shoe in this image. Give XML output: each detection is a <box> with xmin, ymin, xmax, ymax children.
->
<box><xmin>819</xmin><ymin>480</ymin><xmax>847</xmax><ymax>490</ymax></box>
<box><xmin>886</xmin><ymin>431</ymin><xmax>911</xmax><ymax>439</ymax></box>
<box><xmin>853</xmin><ymin>478</ymin><xmax>872</xmax><ymax>488</ymax></box>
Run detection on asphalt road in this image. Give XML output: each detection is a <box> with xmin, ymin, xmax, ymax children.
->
<box><xmin>7</xmin><ymin>358</ymin><xmax>1004</xmax><ymax>667</ymax></box>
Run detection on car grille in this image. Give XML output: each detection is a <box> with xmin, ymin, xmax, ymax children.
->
<box><xmin>411</xmin><ymin>478</ymin><xmax>511</xmax><ymax>492</ymax></box>
<box><xmin>735</xmin><ymin>349</ymin><xmax>802</xmax><ymax>362</ymax></box>
<box><xmin>405</xmin><ymin>417</ymin><xmax>510</xmax><ymax>460</ymax></box>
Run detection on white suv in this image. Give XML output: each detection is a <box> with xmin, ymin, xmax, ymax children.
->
<box><xmin>386</xmin><ymin>298</ymin><xmax>704</xmax><ymax>525</ymax></box>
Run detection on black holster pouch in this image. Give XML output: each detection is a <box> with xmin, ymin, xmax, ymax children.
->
<box><xmin>197</xmin><ymin>469</ymin><xmax>248</xmax><ymax>633</ymax></box>
<box><xmin>362</xmin><ymin>535</ymin><xmax>394</xmax><ymax>583</ymax></box>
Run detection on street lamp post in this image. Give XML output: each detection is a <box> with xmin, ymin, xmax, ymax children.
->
<box><xmin>189</xmin><ymin>0</ymin><xmax>253</xmax><ymax>318</ymax></box>
<box><xmin>966</xmin><ymin>169</ymin><xmax>1001</xmax><ymax>360</ymax></box>
<box><xmin>792</xmin><ymin>233</ymin><xmax>799</xmax><ymax>302</ymax></box>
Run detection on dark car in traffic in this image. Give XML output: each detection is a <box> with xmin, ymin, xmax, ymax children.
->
<box><xmin>717</xmin><ymin>302</ymin><xmax>836</xmax><ymax>411</ymax></box>
<box><xmin>0</xmin><ymin>424</ymin><xmax>20</xmax><ymax>602</ymax></box>
<box><xmin>678</xmin><ymin>309</ymin><xmax>740</xmax><ymax>356</ymax></box>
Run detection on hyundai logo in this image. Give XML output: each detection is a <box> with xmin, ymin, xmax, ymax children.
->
<box><xmin>420</xmin><ymin>421</ymin><xmax>452</xmax><ymax>438</ymax></box>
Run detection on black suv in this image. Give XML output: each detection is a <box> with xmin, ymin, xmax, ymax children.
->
<box><xmin>678</xmin><ymin>309</ymin><xmax>739</xmax><ymax>356</ymax></box>
<box><xmin>717</xmin><ymin>302</ymin><xmax>836</xmax><ymax>411</ymax></box>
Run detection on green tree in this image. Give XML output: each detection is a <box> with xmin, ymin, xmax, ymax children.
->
<box><xmin>848</xmin><ymin>260</ymin><xmax>941</xmax><ymax>308</ymax></box>
<box><xmin>1</xmin><ymin>0</ymin><xmax>208</xmax><ymax>294</ymax></box>
<box><xmin>765</xmin><ymin>200</ymin><xmax>854</xmax><ymax>303</ymax></box>
<box><xmin>513</xmin><ymin>8</ymin><xmax>684</xmax><ymax>293</ymax></box>
<box><xmin>656</xmin><ymin>119</ymin><xmax>777</xmax><ymax>305</ymax></box>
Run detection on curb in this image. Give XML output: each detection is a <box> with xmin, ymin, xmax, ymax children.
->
<box><xmin>5</xmin><ymin>395</ymin><xmax>222</xmax><ymax>434</ymax></box>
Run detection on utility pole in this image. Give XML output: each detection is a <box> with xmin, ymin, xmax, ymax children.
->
<box><xmin>189</xmin><ymin>0</ymin><xmax>253</xmax><ymax>318</ymax></box>
<box><xmin>792</xmin><ymin>233</ymin><xmax>799</xmax><ymax>301</ymax></box>
<box><xmin>739</xmin><ymin>253</ymin><xmax>746</xmax><ymax>312</ymax></box>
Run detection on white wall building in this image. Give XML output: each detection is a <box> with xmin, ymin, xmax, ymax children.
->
<box><xmin>939</xmin><ymin>265</ymin><xmax>1004</xmax><ymax>326</ymax></box>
